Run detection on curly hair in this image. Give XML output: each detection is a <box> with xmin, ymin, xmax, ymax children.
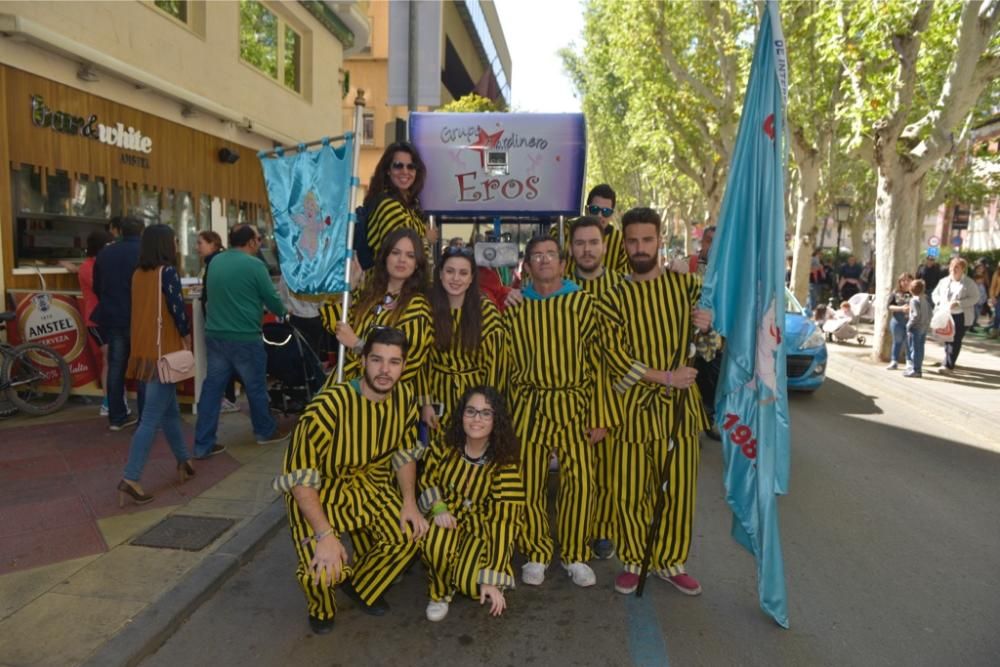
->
<box><xmin>444</xmin><ymin>386</ymin><xmax>519</xmax><ymax>466</ymax></box>
<box><xmin>353</xmin><ymin>228</ymin><xmax>428</xmax><ymax>326</ymax></box>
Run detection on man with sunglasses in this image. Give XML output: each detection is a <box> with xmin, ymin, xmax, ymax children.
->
<box><xmin>274</xmin><ymin>326</ymin><xmax>428</xmax><ymax>634</ymax></box>
<box><xmin>554</xmin><ymin>184</ymin><xmax>630</xmax><ymax>277</ymax></box>
<box><xmin>504</xmin><ymin>235</ymin><xmax>612</xmax><ymax>589</ymax></box>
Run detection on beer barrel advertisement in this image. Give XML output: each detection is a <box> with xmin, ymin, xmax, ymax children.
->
<box><xmin>6</xmin><ymin>292</ymin><xmax>100</xmax><ymax>390</ymax></box>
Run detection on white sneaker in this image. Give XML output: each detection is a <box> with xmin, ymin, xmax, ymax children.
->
<box><xmin>425</xmin><ymin>600</ymin><xmax>449</xmax><ymax>622</ymax></box>
<box><xmin>885</xmin><ymin>362</ymin><xmax>898</xmax><ymax>370</ymax></box>
<box><xmin>99</xmin><ymin>404</ymin><xmax>109</xmax><ymax>416</ymax></box>
<box><xmin>562</xmin><ymin>561</ymin><xmax>597</xmax><ymax>587</ymax></box>
<box><xmin>521</xmin><ymin>561</ymin><xmax>546</xmax><ymax>586</ymax></box>
<box><xmin>220</xmin><ymin>399</ymin><xmax>241</xmax><ymax>414</ymax></box>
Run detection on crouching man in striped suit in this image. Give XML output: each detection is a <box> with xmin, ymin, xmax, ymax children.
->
<box><xmin>273</xmin><ymin>326</ymin><xmax>428</xmax><ymax>634</ymax></box>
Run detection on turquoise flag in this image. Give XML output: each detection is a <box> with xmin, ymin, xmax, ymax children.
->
<box><xmin>700</xmin><ymin>1</ymin><xmax>790</xmax><ymax>628</ymax></box>
<box><xmin>259</xmin><ymin>136</ymin><xmax>354</xmax><ymax>295</ymax></box>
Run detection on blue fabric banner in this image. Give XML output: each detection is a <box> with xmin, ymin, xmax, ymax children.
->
<box><xmin>259</xmin><ymin>136</ymin><xmax>354</xmax><ymax>295</ymax></box>
<box><xmin>699</xmin><ymin>1</ymin><xmax>791</xmax><ymax>628</ymax></box>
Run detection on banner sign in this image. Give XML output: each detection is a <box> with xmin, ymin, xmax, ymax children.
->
<box><xmin>6</xmin><ymin>292</ymin><xmax>99</xmax><ymax>390</ymax></box>
<box><xmin>259</xmin><ymin>137</ymin><xmax>354</xmax><ymax>295</ymax></box>
<box><xmin>409</xmin><ymin>112</ymin><xmax>586</xmax><ymax>216</ymax></box>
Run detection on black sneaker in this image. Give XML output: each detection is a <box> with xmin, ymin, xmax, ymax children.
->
<box><xmin>308</xmin><ymin>614</ymin><xmax>335</xmax><ymax>635</ymax></box>
<box><xmin>109</xmin><ymin>418</ymin><xmax>139</xmax><ymax>432</ymax></box>
<box><xmin>195</xmin><ymin>444</ymin><xmax>227</xmax><ymax>460</ymax></box>
<box><xmin>340</xmin><ymin>580</ymin><xmax>389</xmax><ymax>616</ymax></box>
<box><xmin>592</xmin><ymin>538</ymin><xmax>616</xmax><ymax>560</ymax></box>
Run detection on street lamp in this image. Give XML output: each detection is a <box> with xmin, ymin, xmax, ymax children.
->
<box><xmin>834</xmin><ymin>200</ymin><xmax>852</xmax><ymax>267</ymax></box>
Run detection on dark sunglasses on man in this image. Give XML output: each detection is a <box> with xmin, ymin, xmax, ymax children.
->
<box><xmin>391</xmin><ymin>161</ymin><xmax>418</xmax><ymax>172</ymax></box>
<box><xmin>586</xmin><ymin>204</ymin><xmax>614</xmax><ymax>218</ymax></box>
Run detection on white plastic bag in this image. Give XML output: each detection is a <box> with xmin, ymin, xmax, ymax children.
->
<box><xmin>929</xmin><ymin>305</ymin><xmax>951</xmax><ymax>331</ymax></box>
<box><xmin>929</xmin><ymin>306</ymin><xmax>955</xmax><ymax>343</ymax></box>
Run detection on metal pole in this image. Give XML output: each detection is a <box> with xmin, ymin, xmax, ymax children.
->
<box><xmin>407</xmin><ymin>0</ymin><xmax>417</xmax><ymax>112</ymax></box>
<box><xmin>429</xmin><ymin>214</ymin><xmax>439</xmax><ymax>268</ymax></box>
<box><xmin>335</xmin><ymin>89</ymin><xmax>367</xmax><ymax>383</ymax></box>
<box><xmin>258</xmin><ymin>134</ymin><xmax>350</xmax><ymax>158</ymax></box>
<box><xmin>557</xmin><ymin>215</ymin><xmax>565</xmax><ymax>249</ymax></box>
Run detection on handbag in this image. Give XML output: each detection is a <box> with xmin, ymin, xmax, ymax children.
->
<box><xmin>156</xmin><ymin>267</ymin><xmax>195</xmax><ymax>384</ymax></box>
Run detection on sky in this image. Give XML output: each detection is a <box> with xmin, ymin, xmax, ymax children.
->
<box><xmin>494</xmin><ymin>0</ymin><xmax>584</xmax><ymax>113</ymax></box>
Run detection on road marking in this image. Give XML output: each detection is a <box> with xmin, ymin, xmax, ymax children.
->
<box><xmin>626</xmin><ymin>592</ymin><xmax>671</xmax><ymax>667</ymax></box>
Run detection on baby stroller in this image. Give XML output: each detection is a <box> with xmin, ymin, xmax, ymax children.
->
<box><xmin>262</xmin><ymin>320</ymin><xmax>327</xmax><ymax>415</ymax></box>
<box><xmin>822</xmin><ymin>295</ymin><xmax>869</xmax><ymax>345</ymax></box>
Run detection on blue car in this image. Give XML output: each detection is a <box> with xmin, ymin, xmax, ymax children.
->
<box><xmin>784</xmin><ymin>288</ymin><xmax>827</xmax><ymax>391</ymax></box>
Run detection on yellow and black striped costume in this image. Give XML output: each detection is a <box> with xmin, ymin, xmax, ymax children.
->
<box><xmin>320</xmin><ymin>292</ymin><xmax>433</xmax><ymax>398</ymax></box>
<box><xmin>418</xmin><ymin>445</ymin><xmax>525</xmax><ymax>601</ymax></box>
<box><xmin>274</xmin><ymin>380</ymin><xmax>421</xmax><ymax>622</ymax></box>
<box><xmin>422</xmin><ymin>298</ymin><xmax>509</xmax><ymax>437</ymax></box>
<box><xmin>505</xmin><ymin>283</ymin><xmax>610</xmax><ymax>565</ymax></box>
<box><xmin>572</xmin><ymin>268</ymin><xmax>627</xmax><ymax>544</ymax></box>
<box><xmin>365</xmin><ymin>194</ymin><xmax>426</xmax><ymax>258</ymax></box>
<box><xmin>597</xmin><ymin>270</ymin><xmax>713</xmax><ymax>576</ymax></box>
<box><xmin>552</xmin><ymin>222</ymin><xmax>630</xmax><ymax>277</ymax></box>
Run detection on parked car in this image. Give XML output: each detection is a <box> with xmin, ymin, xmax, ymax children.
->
<box><xmin>785</xmin><ymin>288</ymin><xmax>827</xmax><ymax>392</ymax></box>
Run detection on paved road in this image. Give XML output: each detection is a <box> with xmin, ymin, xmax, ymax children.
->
<box><xmin>141</xmin><ymin>371</ymin><xmax>1000</xmax><ymax>667</ymax></box>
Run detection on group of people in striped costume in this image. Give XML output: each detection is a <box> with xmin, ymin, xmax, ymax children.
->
<box><xmin>272</xmin><ymin>140</ymin><xmax>720</xmax><ymax>635</ymax></box>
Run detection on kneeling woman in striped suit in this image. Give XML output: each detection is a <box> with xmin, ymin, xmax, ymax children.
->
<box><xmin>419</xmin><ymin>386</ymin><xmax>525</xmax><ymax>621</ymax></box>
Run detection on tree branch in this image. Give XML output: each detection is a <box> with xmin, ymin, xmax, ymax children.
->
<box><xmin>882</xmin><ymin>1</ymin><xmax>934</xmax><ymax>141</ymax></box>
<box><xmin>658</xmin><ymin>34</ymin><xmax>725</xmax><ymax>110</ymax></box>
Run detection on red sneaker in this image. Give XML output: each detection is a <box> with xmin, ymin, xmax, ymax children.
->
<box><xmin>657</xmin><ymin>571</ymin><xmax>702</xmax><ymax>596</ymax></box>
<box><xmin>614</xmin><ymin>571</ymin><xmax>639</xmax><ymax>595</ymax></box>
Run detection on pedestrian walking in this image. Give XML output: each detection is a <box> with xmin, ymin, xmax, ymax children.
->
<box><xmin>931</xmin><ymin>257</ymin><xmax>979</xmax><ymax>374</ymax></box>
<box><xmin>117</xmin><ymin>224</ymin><xmax>195</xmax><ymax>506</ymax></box>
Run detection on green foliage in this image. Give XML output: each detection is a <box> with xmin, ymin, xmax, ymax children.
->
<box><xmin>154</xmin><ymin>0</ymin><xmax>187</xmax><ymax>22</ymax></box>
<box><xmin>240</xmin><ymin>0</ymin><xmax>278</xmax><ymax>80</ymax></box>
<box><xmin>437</xmin><ymin>93</ymin><xmax>507</xmax><ymax>113</ymax></box>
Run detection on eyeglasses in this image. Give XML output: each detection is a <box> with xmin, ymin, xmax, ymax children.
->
<box><xmin>463</xmin><ymin>406</ymin><xmax>495</xmax><ymax>420</ymax></box>
<box><xmin>587</xmin><ymin>205</ymin><xmax>614</xmax><ymax>218</ymax></box>
<box><xmin>391</xmin><ymin>161</ymin><xmax>417</xmax><ymax>172</ymax></box>
<box><xmin>529</xmin><ymin>251</ymin><xmax>560</xmax><ymax>263</ymax></box>
<box><xmin>442</xmin><ymin>246</ymin><xmax>474</xmax><ymax>259</ymax></box>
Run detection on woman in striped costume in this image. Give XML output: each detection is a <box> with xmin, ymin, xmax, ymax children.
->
<box><xmin>419</xmin><ymin>386</ymin><xmax>525</xmax><ymax>621</ymax></box>
<box><xmin>421</xmin><ymin>247</ymin><xmax>509</xmax><ymax>440</ymax></box>
<box><xmin>321</xmin><ymin>228</ymin><xmax>433</xmax><ymax>398</ymax></box>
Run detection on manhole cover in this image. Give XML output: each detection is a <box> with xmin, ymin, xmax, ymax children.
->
<box><xmin>131</xmin><ymin>515</ymin><xmax>235</xmax><ymax>551</ymax></box>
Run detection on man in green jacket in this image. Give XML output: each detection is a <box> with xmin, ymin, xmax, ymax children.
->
<box><xmin>194</xmin><ymin>224</ymin><xmax>289</xmax><ymax>458</ymax></box>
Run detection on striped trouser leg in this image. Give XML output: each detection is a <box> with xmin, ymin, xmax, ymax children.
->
<box><xmin>286</xmin><ymin>496</ymin><xmax>350</xmax><ymax>621</ymax></box>
<box><xmin>451</xmin><ymin>530</ymin><xmax>488</xmax><ymax>600</ymax></box>
<box><xmin>420</xmin><ymin>523</ymin><xmax>462</xmax><ymax>601</ymax></box>
<box><xmin>348</xmin><ymin>492</ymin><xmax>420</xmax><ymax>604</ymax></box>
<box><xmin>654</xmin><ymin>433</ymin><xmax>699</xmax><ymax>574</ymax></box>
<box><xmin>613</xmin><ymin>438</ymin><xmax>652</xmax><ymax>571</ymax></box>
<box><xmin>515</xmin><ymin>421</ymin><xmax>555</xmax><ymax>565</ymax></box>
<box><xmin>553</xmin><ymin>429</ymin><xmax>595</xmax><ymax>564</ymax></box>
<box><xmin>591</xmin><ymin>429</ymin><xmax>618</xmax><ymax>542</ymax></box>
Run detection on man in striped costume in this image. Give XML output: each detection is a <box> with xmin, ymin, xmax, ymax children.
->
<box><xmin>566</xmin><ymin>216</ymin><xmax>627</xmax><ymax>562</ymax></box>
<box><xmin>505</xmin><ymin>235</ymin><xmax>610</xmax><ymax>588</ymax></box>
<box><xmin>273</xmin><ymin>327</ymin><xmax>429</xmax><ymax>634</ymax></box>
<box><xmin>553</xmin><ymin>184</ymin><xmax>630</xmax><ymax>277</ymax></box>
<box><xmin>597</xmin><ymin>207</ymin><xmax>718</xmax><ymax>597</ymax></box>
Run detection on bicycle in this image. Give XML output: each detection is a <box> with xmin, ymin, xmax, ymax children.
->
<box><xmin>0</xmin><ymin>311</ymin><xmax>72</xmax><ymax>416</ymax></box>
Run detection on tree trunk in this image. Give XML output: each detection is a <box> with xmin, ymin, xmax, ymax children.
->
<box><xmin>871</xmin><ymin>160</ymin><xmax>922</xmax><ymax>361</ymax></box>
<box><xmin>789</xmin><ymin>155</ymin><xmax>820</xmax><ymax>306</ymax></box>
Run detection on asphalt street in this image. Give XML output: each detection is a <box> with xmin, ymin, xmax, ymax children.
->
<box><xmin>141</xmin><ymin>369</ymin><xmax>1000</xmax><ymax>667</ymax></box>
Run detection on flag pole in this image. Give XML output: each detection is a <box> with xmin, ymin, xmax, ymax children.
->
<box><xmin>636</xmin><ymin>345</ymin><xmax>696</xmax><ymax>597</ymax></box>
<box><xmin>335</xmin><ymin>89</ymin><xmax>366</xmax><ymax>383</ymax></box>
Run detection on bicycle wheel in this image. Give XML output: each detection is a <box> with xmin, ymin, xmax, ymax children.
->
<box><xmin>2</xmin><ymin>343</ymin><xmax>71</xmax><ymax>416</ymax></box>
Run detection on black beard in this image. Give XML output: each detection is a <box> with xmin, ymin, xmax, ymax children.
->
<box><xmin>629</xmin><ymin>255</ymin><xmax>658</xmax><ymax>274</ymax></box>
<box><xmin>362</xmin><ymin>369</ymin><xmax>393</xmax><ymax>396</ymax></box>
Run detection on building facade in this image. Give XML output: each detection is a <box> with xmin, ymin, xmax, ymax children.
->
<box><xmin>0</xmin><ymin>0</ymin><xmax>369</xmax><ymax>297</ymax></box>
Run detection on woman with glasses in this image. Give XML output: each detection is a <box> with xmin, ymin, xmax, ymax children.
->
<box><xmin>361</xmin><ymin>142</ymin><xmax>437</xmax><ymax>264</ymax></box>
<box><xmin>422</xmin><ymin>246</ymin><xmax>510</xmax><ymax>443</ymax></box>
<box><xmin>321</xmin><ymin>228</ymin><xmax>433</xmax><ymax>397</ymax></box>
<box><xmin>419</xmin><ymin>386</ymin><xmax>524</xmax><ymax>622</ymax></box>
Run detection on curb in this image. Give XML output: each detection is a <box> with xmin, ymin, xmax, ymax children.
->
<box><xmin>80</xmin><ymin>498</ymin><xmax>287</xmax><ymax>667</ymax></box>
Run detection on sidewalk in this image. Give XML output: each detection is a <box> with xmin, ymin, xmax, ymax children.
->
<box><xmin>0</xmin><ymin>399</ymin><xmax>295</xmax><ymax>667</ymax></box>
<box><xmin>822</xmin><ymin>321</ymin><xmax>999</xmax><ymax>446</ymax></box>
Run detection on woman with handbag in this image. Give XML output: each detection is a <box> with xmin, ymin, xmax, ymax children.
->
<box><xmin>118</xmin><ymin>224</ymin><xmax>196</xmax><ymax>507</ymax></box>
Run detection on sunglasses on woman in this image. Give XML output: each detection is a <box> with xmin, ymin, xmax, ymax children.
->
<box><xmin>391</xmin><ymin>161</ymin><xmax>418</xmax><ymax>172</ymax></box>
<box><xmin>587</xmin><ymin>205</ymin><xmax>614</xmax><ymax>217</ymax></box>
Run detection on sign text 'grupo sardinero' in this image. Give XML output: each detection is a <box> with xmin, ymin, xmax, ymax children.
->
<box><xmin>30</xmin><ymin>94</ymin><xmax>153</xmax><ymax>168</ymax></box>
<box><xmin>409</xmin><ymin>112</ymin><xmax>586</xmax><ymax>216</ymax></box>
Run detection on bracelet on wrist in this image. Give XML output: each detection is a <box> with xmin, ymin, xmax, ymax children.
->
<box><xmin>301</xmin><ymin>527</ymin><xmax>335</xmax><ymax>546</ymax></box>
<box><xmin>430</xmin><ymin>501</ymin><xmax>449</xmax><ymax>517</ymax></box>
<box><xmin>665</xmin><ymin>370</ymin><xmax>673</xmax><ymax>387</ymax></box>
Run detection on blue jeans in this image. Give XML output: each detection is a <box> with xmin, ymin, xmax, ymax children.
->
<box><xmin>194</xmin><ymin>336</ymin><xmax>275</xmax><ymax>456</ymax></box>
<box><xmin>890</xmin><ymin>315</ymin><xmax>907</xmax><ymax>363</ymax></box>
<box><xmin>907</xmin><ymin>331</ymin><xmax>926</xmax><ymax>373</ymax></box>
<box><xmin>105</xmin><ymin>327</ymin><xmax>145</xmax><ymax>426</ymax></box>
<box><xmin>123</xmin><ymin>378</ymin><xmax>189</xmax><ymax>481</ymax></box>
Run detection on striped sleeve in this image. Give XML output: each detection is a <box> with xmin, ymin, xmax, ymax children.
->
<box><xmin>393</xmin><ymin>296</ymin><xmax>434</xmax><ymax>402</ymax></box>
<box><xmin>481</xmin><ymin>299</ymin><xmax>510</xmax><ymax>397</ymax></box>
<box><xmin>367</xmin><ymin>197</ymin><xmax>426</xmax><ymax>257</ymax></box>
<box><xmin>478</xmin><ymin>463</ymin><xmax>525</xmax><ymax>589</ymax></box>
<box><xmin>391</xmin><ymin>387</ymin><xmax>423</xmax><ymax>470</ymax></box>
<box><xmin>273</xmin><ymin>411</ymin><xmax>332</xmax><ymax>492</ymax></box>
<box><xmin>417</xmin><ymin>444</ymin><xmax>446</xmax><ymax>514</ymax></box>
